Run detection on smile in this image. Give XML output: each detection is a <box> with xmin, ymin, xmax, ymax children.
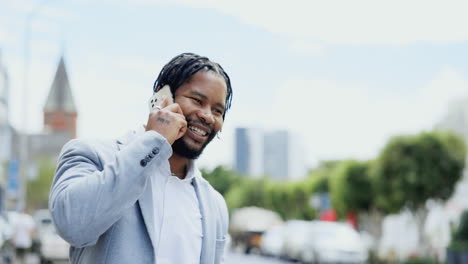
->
<box><xmin>188</xmin><ymin>125</ymin><xmax>208</xmax><ymax>137</ymax></box>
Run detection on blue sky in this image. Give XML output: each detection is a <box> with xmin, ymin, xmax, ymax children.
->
<box><xmin>1</xmin><ymin>0</ymin><xmax>468</xmax><ymax>170</ymax></box>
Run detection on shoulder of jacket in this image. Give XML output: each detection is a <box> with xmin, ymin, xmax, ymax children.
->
<box><xmin>62</xmin><ymin>138</ymin><xmax>117</xmax><ymax>152</ymax></box>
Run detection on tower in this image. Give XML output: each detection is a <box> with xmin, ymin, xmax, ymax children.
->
<box><xmin>43</xmin><ymin>56</ymin><xmax>77</xmax><ymax>139</ymax></box>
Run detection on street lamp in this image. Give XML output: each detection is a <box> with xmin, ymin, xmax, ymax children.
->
<box><xmin>18</xmin><ymin>0</ymin><xmax>54</xmax><ymax>210</ymax></box>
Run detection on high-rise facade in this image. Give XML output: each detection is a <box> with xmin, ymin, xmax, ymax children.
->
<box><xmin>234</xmin><ymin>127</ymin><xmax>307</xmax><ymax>180</ymax></box>
<box><xmin>263</xmin><ymin>130</ymin><xmax>289</xmax><ymax>179</ymax></box>
<box><xmin>234</xmin><ymin>127</ymin><xmax>264</xmax><ymax>178</ymax></box>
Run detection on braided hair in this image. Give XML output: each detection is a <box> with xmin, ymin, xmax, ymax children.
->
<box><xmin>153</xmin><ymin>53</ymin><xmax>233</xmax><ymax>120</ymax></box>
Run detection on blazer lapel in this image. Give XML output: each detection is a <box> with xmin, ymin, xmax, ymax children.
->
<box><xmin>193</xmin><ymin>176</ymin><xmax>215</xmax><ymax>264</ymax></box>
<box><xmin>138</xmin><ymin>181</ymin><xmax>157</xmax><ymax>251</ymax></box>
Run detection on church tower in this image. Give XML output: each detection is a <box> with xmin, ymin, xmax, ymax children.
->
<box><xmin>43</xmin><ymin>56</ymin><xmax>77</xmax><ymax>139</ymax></box>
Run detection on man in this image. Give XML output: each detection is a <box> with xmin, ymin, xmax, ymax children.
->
<box><xmin>49</xmin><ymin>53</ymin><xmax>233</xmax><ymax>264</ymax></box>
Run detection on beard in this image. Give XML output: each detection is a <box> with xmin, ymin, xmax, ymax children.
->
<box><xmin>172</xmin><ymin>119</ymin><xmax>217</xmax><ymax>160</ymax></box>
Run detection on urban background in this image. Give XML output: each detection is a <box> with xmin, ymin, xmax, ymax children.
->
<box><xmin>2</xmin><ymin>0</ymin><xmax>468</xmax><ymax>264</ymax></box>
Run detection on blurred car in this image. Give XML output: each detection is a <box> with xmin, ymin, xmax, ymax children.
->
<box><xmin>259</xmin><ymin>225</ymin><xmax>286</xmax><ymax>257</ymax></box>
<box><xmin>229</xmin><ymin>207</ymin><xmax>283</xmax><ymax>254</ymax></box>
<box><xmin>32</xmin><ymin>210</ymin><xmax>69</xmax><ymax>264</ymax></box>
<box><xmin>299</xmin><ymin>221</ymin><xmax>368</xmax><ymax>264</ymax></box>
<box><xmin>282</xmin><ymin>220</ymin><xmax>312</xmax><ymax>260</ymax></box>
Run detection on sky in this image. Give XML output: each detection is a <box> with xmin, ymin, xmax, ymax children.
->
<box><xmin>1</xmin><ymin>0</ymin><xmax>468</xmax><ymax>170</ymax></box>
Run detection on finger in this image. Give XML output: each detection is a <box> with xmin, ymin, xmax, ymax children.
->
<box><xmin>159</xmin><ymin>95</ymin><xmax>170</xmax><ymax>109</ymax></box>
<box><xmin>176</xmin><ymin>121</ymin><xmax>188</xmax><ymax>140</ymax></box>
<box><xmin>164</xmin><ymin>103</ymin><xmax>184</xmax><ymax>115</ymax></box>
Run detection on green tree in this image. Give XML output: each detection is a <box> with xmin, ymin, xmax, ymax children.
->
<box><xmin>201</xmin><ymin>166</ymin><xmax>241</xmax><ymax>196</ymax></box>
<box><xmin>329</xmin><ymin>160</ymin><xmax>373</xmax><ymax>217</ymax></box>
<box><xmin>26</xmin><ymin>158</ymin><xmax>56</xmax><ymax>210</ymax></box>
<box><xmin>373</xmin><ymin>131</ymin><xmax>466</xmax><ymax>213</ymax></box>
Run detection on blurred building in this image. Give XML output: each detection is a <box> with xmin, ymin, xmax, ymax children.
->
<box><xmin>0</xmin><ymin>50</ymin><xmax>11</xmax><ymax>212</ymax></box>
<box><xmin>234</xmin><ymin>127</ymin><xmax>264</xmax><ymax>178</ymax></box>
<box><xmin>3</xmin><ymin>55</ymin><xmax>78</xmax><ymax>210</ymax></box>
<box><xmin>437</xmin><ymin>97</ymin><xmax>468</xmax><ymax>144</ymax></box>
<box><xmin>437</xmin><ymin>97</ymin><xmax>468</xmax><ymax>204</ymax></box>
<box><xmin>0</xmin><ymin>50</ymin><xmax>12</xmax><ymax>162</ymax></box>
<box><xmin>27</xmin><ymin>56</ymin><xmax>78</xmax><ymax>160</ymax></box>
<box><xmin>234</xmin><ymin>127</ymin><xmax>307</xmax><ymax>180</ymax></box>
<box><xmin>264</xmin><ymin>130</ymin><xmax>307</xmax><ymax>180</ymax></box>
<box><xmin>263</xmin><ymin>130</ymin><xmax>288</xmax><ymax>179</ymax></box>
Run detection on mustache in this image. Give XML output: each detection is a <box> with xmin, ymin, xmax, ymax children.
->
<box><xmin>186</xmin><ymin>118</ymin><xmax>213</xmax><ymax>134</ymax></box>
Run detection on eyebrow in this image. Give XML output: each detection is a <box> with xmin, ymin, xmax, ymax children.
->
<box><xmin>190</xmin><ymin>91</ymin><xmax>225</xmax><ymax>110</ymax></box>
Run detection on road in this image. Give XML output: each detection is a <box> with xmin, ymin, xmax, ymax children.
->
<box><xmin>225</xmin><ymin>251</ymin><xmax>296</xmax><ymax>264</ymax></box>
<box><xmin>21</xmin><ymin>251</ymin><xmax>295</xmax><ymax>264</ymax></box>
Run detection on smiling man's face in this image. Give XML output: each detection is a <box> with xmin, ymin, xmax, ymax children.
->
<box><xmin>172</xmin><ymin>70</ymin><xmax>227</xmax><ymax>159</ymax></box>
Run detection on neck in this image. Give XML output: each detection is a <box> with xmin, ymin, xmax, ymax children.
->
<box><xmin>169</xmin><ymin>153</ymin><xmax>188</xmax><ymax>179</ymax></box>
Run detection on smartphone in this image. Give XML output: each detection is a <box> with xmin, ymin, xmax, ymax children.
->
<box><xmin>148</xmin><ymin>85</ymin><xmax>174</xmax><ymax>112</ymax></box>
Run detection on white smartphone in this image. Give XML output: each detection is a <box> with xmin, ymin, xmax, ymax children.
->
<box><xmin>148</xmin><ymin>85</ymin><xmax>174</xmax><ymax>112</ymax></box>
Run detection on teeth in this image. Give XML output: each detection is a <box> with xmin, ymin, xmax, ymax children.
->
<box><xmin>189</xmin><ymin>126</ymin><xmax>207</xmax><ymax>136</ymax></box>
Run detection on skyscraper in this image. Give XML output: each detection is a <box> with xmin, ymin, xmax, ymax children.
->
<box><xmin>263</xmin><ymin>130</ymin><xmax>288</xmax><ymax>179</ymax></box>
<box><xmin>234</xmin><ymin>127</ymin><xmax>264</xmax><ymax>178</ymax></box>
<box><xmin>234</xmin><ymin>127</ymin><xmax>307</xmax><ymax>180</ymax></box>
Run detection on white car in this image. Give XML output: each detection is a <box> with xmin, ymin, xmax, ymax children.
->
<box><xmin>282</xmin><ymin>220</ymin><xmax>312</xmax><ymax>260</ymax></box>
<box><xmin>260</xmin><ymin>225</ymin><xmax>286</xmax><ymax>257</ymax></box>
<box><xmin>299</xmin><ymin>221</ymin><xmax>368</xmax><ymax>264</ymax></box>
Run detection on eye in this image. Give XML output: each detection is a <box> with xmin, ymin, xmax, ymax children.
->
<box><xmin>214</xmin><ymin>108</ymin><xmax>224</xmax><ymax>116</ymax></box>
<box><xmin>191</xmin><ymin>97</ymin><xmax>202</xmax><ymax>104</ymax></box>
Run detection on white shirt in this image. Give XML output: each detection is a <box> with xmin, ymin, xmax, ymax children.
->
<box><xmin>150</xmin><ymin>154</ymin><xmax>203</xmax><ymax>264</ymax></box>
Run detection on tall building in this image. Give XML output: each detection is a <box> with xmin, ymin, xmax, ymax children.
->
<box><xmin>0</xmin><ymin>50</ymin><xmax>11</xmax><ymax>162</ymax></box>
<box><xmin>234</xmin><ymin>127</ymin><xmax>264</xmax><ymax>178</ymax></box>
<box><xmin>437</xmin><ymin>97</ymin><xmax>468</xmax><ymax>144</ymax></box>
<box><xmin>234</xmin><ymin>127</ymin><xmax>307</xmax><ymax>180</ymax></box>
<box><xmin>263</xmin><ymin>130</ymin><xmax>289</xmax><ymax>179</ymax></box>
<box><xmin>263</xmin><ymin>130</ymin><xmax>307</xmax><ymax>180</ymax></box>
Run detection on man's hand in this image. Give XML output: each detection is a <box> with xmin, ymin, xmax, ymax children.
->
<box><xmin>146</xmin><ymin>96</ymin><xmax>187</xmax><ymax>145</ymax></box>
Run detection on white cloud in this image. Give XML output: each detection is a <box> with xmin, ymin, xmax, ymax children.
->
<box><xmin>268</xmin><ymin>66</ymin><xmax>468</xmax><ymax>165</ymax></box>
<box><xmin>288</xmin><ymin>39</ymin><xmax>326</xmax><ymax>56</ymax></box>
<box><xmin>136</xmin><ymin>0</ymin><xmax>468</xmax><ymax>45</ymax></box>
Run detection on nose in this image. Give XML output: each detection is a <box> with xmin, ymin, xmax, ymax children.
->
<box><xmin>198</xmin><ymin>108</ymin><xmax>215</xmax><ymax>125</ymax></box>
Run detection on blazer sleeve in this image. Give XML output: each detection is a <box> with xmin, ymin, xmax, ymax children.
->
<box><xmin>49</xmin><ymin>131</ymin><xmax>171</xmax><ymax>248</ymax></box>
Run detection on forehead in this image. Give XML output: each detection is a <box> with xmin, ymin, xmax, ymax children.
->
<box><xmin>176</xmin><ymin>71</ymin><xmax>227</xmax><ymax>103</ymax></box>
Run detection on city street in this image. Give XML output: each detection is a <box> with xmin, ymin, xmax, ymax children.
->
<box><xmin>225</xmin><ymin>251</ymin><xmax>296</xmax><ymax>264</ymax></box>
<box><xmin>19</xmin><ymin>250</ymin><xmax>295</xmax><ymax>264</ymax></box>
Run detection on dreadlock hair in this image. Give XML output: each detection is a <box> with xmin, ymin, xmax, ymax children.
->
<box><xmin>153</xmin><ymin>52</ymin><xmax>233</xmax><ymax>120</ymax></box>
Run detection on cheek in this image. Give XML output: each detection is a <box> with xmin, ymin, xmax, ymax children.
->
<box><xmin>213</xmin><ymin>118</ymin><xmax>223</xmax><ymax>133</ymax></box>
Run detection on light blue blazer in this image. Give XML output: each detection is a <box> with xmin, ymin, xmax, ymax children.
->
<box><xmin>49</xmin><ymin>130</ymin><xmax>229</xmax><ymax>264</ymax></box>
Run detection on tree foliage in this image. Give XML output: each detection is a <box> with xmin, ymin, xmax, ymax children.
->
<box><xmin>373</xmin><ymin>131</ymin><xmax>466</xmax><ymax>213</ymax></box>
<box><xmin>26</xmin><ymin>158</ymin><xmax>56</xmax><ymax>210</ymax></box>
<box><xmin>329</xmin><ymin>160</ymin><xmax>373</xmax><ymax>217</ymax></box>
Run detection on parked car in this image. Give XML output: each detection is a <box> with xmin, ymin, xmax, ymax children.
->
<box><xmin>259</xmin><ymin>225</ymin><xmax>286</xmax><ymax>257</ymax></box>
<box><xmin>229</xmin><ymin>207</ymin><xmax>283</xmax><ymax>254</ymax></box>
<box><xmin>299</xmin><ymin>221</ymin><xmax>368</xmax><ymax>264</ymax></box>
<box><xmin>281</xmin><ymin>220</ymin><xmax>312</xmax><ymax>260</ymax></box>
<box><xmin>32</xmin><ymin>210</ymin><xmax>69</xmax><ymax>264</ymax></box>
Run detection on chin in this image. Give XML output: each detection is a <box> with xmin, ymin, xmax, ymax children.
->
<box><xmin>172</xmin><ymin>137</ymin><xmax>205</xmax><ymax>160</ymax></box>
<box><xmin>172</xmin><ymin>131</ymin><xmax>216</xmax><ymax>160</ymax></box>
